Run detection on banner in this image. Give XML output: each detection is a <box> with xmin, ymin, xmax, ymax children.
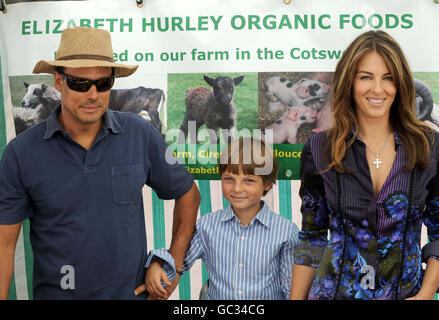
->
<box><xmin>0</xmin><ymin>0</ymin><xmax>438</xmax><ymax>300</ymax></box>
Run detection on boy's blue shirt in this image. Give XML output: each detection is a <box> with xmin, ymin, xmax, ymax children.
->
<box><xmin>146</xmin><ymin>201</ymin><xmax>299</xmax><ymax>300</ymax></box>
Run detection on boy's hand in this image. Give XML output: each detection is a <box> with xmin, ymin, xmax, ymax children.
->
<box><xmin>134</xmin><ymin>261</ymin><xmax>171</xmax><ymax>299</ymax></box>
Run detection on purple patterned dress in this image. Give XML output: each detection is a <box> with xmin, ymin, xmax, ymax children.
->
<box><xmin>294</xmin><ymin>131</ymin><xmax>439</xmax><ymax>300</ymax></box>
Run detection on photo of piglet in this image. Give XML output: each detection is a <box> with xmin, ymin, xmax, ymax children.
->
<box><xmin>259</xmin><ymin>72</ymin><xmax>333</xmax><ymax>144</ymax></box>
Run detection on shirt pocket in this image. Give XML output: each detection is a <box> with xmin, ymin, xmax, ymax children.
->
<box><xmin>250</xmin><ymin>244</ymin><xmax>280</xmax><ymax>277</ymax></box>
<box><xmin>111</xmin><ymin>164</ymin><xmax>144</xmax><ymax>205</ymax></box>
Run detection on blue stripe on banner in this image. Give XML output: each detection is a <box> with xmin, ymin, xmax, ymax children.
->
<box><xmin>0</xmin><ymin>48</ymin><xmax>6</xmax><ymax>156</ymax></box>
<box><xmin>222</xmin><ymin>195</ymin><xmax>230</xmax><ymax>208</ymax></box>
<box><xmin>198</xmin><ymin>180</ymin><xmax>211</xmax><ymax>287</ymax></box>
<box><xmin>151</xmin><ymin>191</ymin><xmax>165</xmax><ymax>249</ymax></box>
<box><xmin>178</xmin><ymin>272</ymin><xmax>191</xmax><ymax>300</ymax></box>
<box><xmin>0</xmin><ymin>42</ymin><xmax>14</xmax><ymax>299</ymax></box>
<box><xmin>278</xmin><ymin>180</ymin><xmax>292</xmax><ymax>221</ymax></box>
<box><xmin>199</xmin><ymin>180</ymin><xmax>212</xmax><ymax>216</ymax></box>
<box><xmin>152</xmin><ymin>190</ymin><xmax>191</xmax><ymax>299</ymax></box>
<box><xmin>7</xmin><ymin>274</ymin><xmax>16</xmax><ymax>300</ymax></box>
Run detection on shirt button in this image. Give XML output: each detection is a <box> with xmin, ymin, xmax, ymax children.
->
<box><xmin>241</xmin><ymin>236</ymin><xmax>245</xmax><ymax>240</ymax></box>
<box><xmin>238</xmin><ymin>290</ymin><xmax>242</xmax><ymax>295</ymax></box>
<box><xmin>239</xmin><ymin>264</ymin><xmax>243</xmax><ymax>268</ymax></box>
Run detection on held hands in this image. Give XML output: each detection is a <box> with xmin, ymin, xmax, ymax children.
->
<box><xmin>134</xmin><ymin>261</ymin><xmax>171</xmax><ymax>300</ymax></box>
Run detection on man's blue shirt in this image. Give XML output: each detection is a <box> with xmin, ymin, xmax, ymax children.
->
<box><xmin>0</xmin><ymin>105</ymin><xmax>194</xmax><ymax>299</ymax></box>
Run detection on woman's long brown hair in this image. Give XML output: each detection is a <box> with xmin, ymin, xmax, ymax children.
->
<box><xmin>326</xmin><ymin>30</ymin><xmax>434</xmax><ymax>172</ymax></box>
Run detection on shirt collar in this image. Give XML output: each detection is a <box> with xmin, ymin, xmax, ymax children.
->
<box><xmin>221</xmin><ymin>201</ymin><xmax>272</xmax><ymax>228</ymax></box>
<box><xmin>102</xmin><ymin>108</ymin><xmax>124</xmax><ymax>134</ymax></box>
<box><xmin>44</xmin><ymin>104</ymin><xmax>123</xmax><ymax>140</ymax></box>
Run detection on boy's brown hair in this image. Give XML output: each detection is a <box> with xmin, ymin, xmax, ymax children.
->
<box><xmin>219</xmin><ymin>137</ymin><xmax>278</xmax><ymax>196</ymax></box>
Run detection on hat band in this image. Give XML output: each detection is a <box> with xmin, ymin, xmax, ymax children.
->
<box><xmin>57</xmin><ymin>54</ymin><xmax>114</xmax><ymax>63</ymax></box>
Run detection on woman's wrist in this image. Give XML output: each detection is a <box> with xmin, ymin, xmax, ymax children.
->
<box><xmin>416</xmin><ymin>290</ymin><xmax>435</xmax><ymax>300</ymax></box>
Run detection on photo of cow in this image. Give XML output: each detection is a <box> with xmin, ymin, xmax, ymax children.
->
<box><xmin>9</xmin><ymin>75</ymin><xmax>166</xmax><ymax>137</ymax></box>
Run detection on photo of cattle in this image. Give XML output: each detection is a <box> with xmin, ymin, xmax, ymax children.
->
<box><xmin>259</xmin><ymin>72</ymin><xmax>333</xmax><ymax>144</ymax></box>
<box><xmin>9</xmin><ymin>75</ymin><xmax>166</xmax><ymax>137</ymax></box>
<box><xmin>167</xmin><ymin>72</ymin><xmax>258</xmax><ymax>145</ymax></box>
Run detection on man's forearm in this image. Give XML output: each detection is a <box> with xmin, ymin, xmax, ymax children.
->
<box><xmin>0</xmin><ymin>223</ymin><xmax>22</xmax><ymax>300</ymax></box>
<box><xmin>0</xmin><ymin>250</ymin><xmax>14</xmax><ymax>299</ymax></box>
<box><xmin>168</xmin><ymin>183</ymin><xmax>200</xmax><ymax>270</ymax></box>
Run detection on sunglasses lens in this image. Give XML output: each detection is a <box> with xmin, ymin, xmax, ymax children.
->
<box><xmin>61</xmin><ymin>73</ymin><xmax>114</xmax><ymax>92</ymax></box>
<box><xmin>70</xmin><ymin>80</ymin><xmax>92</xmax><ymax>92</ymax></box>
<box><xmin>95</xmin><ymin>77</ymin><xmax>114</xmax><ymax>92</ymax></box>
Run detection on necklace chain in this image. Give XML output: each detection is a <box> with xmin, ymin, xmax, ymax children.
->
<box><xmin>361</xmin><ymin>133</ymin><xmax>392</xmax><ymax>169</ymax></box>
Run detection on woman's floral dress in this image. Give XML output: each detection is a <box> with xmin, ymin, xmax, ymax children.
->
<box><xmin>294</xmin><ymin>131</ymin><xmax>439</xmax><ymax>299</ymax></box>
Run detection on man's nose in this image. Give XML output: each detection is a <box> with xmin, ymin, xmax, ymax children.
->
<box><xmin>86</xmin><ymin>84</ymin><xmax>99</xmax><ymax>100</ymax></box>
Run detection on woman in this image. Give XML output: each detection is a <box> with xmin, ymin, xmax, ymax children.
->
<box><xmin>290</xmin><ymin>30</ymin><xmax>439</xmax><ymax>300</ymax></box>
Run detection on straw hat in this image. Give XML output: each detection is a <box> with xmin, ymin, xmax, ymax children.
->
<box><xmin>33</xmin><ymin>27</ymin><xmax>138</xmax><ymax>78</ymax></box>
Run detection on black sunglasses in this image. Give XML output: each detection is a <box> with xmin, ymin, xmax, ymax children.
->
<box><xmin>58</xmin><ymin>72</ymin><xmax>114</xmax><ymax>92</ymax></box>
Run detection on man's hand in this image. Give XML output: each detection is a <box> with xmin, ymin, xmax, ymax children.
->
<box><xmin>134</xmin><ymin>261</ymin><xmax>171</xmax><ymax>300</ymax></box>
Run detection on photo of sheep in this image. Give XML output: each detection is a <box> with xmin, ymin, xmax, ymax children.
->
<box><xmin>167</xmin><ymin>72</ymin><xmax>258</xmax><ymax>144</ymax></box>
<box><xmin>9</xmin><ymin>75</ymin><xmax>56</xmax><ymax>136</ymax></box>
<box><xmin>412</xmin><ymin>72</ymin><xmax>439</xmax><ymax>132</ymax></box>
<box><xmin>259</xmin><ymin>72</ymin><xmax>333</xmax><ymax>145</ymax></box>
<box><xmin>8</xmin><ymin>75</ymin><xmax>166</xmax><ymax>136</ymax></box>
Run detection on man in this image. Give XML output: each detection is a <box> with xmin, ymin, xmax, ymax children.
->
<box><xmin>0</xmin><ymin>27</ymin><xmax>200</xmax><ymax>299</ymax></box>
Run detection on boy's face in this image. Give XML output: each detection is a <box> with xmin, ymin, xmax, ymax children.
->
<box><xmin>221</xmin><ymin>167</ymin><xmax>272</xmax><ymax>217</ymax></box>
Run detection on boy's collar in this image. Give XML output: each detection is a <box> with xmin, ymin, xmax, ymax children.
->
<box><xmin>222</xmin><ymin>201</ymin><xmax>272</xmax><ymax>228</ymax></box>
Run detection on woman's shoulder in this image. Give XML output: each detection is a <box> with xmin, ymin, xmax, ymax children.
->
<box><xmin>303</xmin><ymin>131</ymin><xmax>330</xmax><ymax>157</ymax></box>
<box><xmin>307</xmin><ymin>131</ymin><xmax>330</xmax><ymax>145</ymax></box>
<box><xmin>431</xmin><ymin>131</ymin><xmax>439</xmax><ymax>145</ymax></box>
<box><xmin>424</xmin><ymin>130</ymin><xmax>439</xmax><ymax>156</ymax></box>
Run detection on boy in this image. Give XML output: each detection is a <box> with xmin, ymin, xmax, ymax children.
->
<box><xmin>136</xmin><ymin>137</ymin><xmax>299</xmax><ymax>299</ymax></box>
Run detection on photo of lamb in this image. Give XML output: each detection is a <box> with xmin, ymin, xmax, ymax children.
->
<box><xmin>167</xmin><ymin>72</ymin><xmax>258</xmax><ymax>144</ymax></box>
<box><xmin>259</xmin><ymin>72</ymin><xmax>333</xmax><ymax>144</ymax></box>
<box><xmin>9</xmin><ymin>75</ymin><xmax>166</xmax><ymax>136</ymax></box>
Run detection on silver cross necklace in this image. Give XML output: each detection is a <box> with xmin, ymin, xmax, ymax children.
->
<box><xmin>362</xmin><ymin>133</ymin><xmax>392</xmax><ymax>169</ymax></box>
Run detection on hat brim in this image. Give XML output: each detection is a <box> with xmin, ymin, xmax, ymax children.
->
<box><xmin>33</xmin><ymin>59</ymin><xmax>138</xmax><ymax>78</ymax></box>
